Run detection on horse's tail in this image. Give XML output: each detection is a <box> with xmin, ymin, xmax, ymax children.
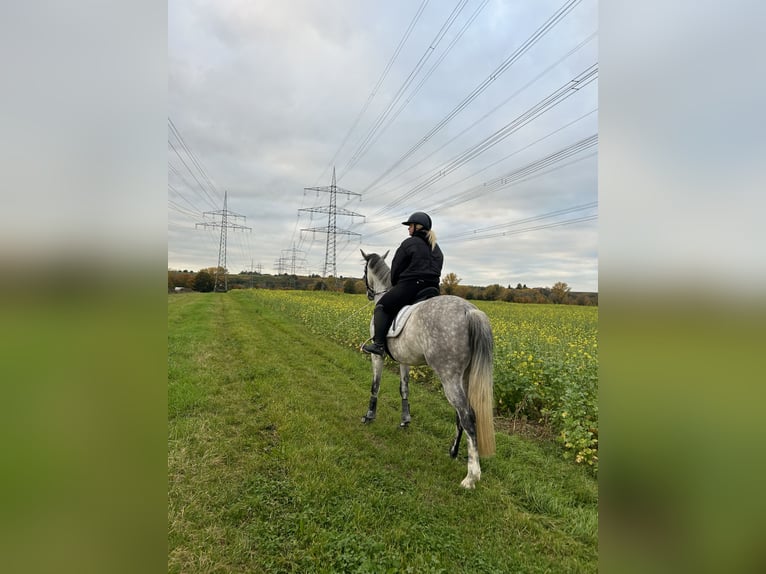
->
<box><xmin>466</xmin><ymin>308</ymin><xmax>496</xmax><ymax>457</ymax></box>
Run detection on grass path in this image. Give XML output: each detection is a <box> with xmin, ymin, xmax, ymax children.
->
<box><xmin>168</xmin><ymin>293</ymin><xmax>597</xmax><ymax>573</ymax></box>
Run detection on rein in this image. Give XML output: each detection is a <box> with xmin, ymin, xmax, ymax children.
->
<box><xmin>331</xmin><ymin>258</ymin><xmax>387</xmax><ymax>332</ymax></box>
<box><xmin>334</xmin><ymin>298</ymin><xmax>376</xmax><ymax>330</ymax></box>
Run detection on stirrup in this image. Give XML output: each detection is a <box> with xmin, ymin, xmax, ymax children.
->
<box><xmin>362</xmin><ymin>341</ymin><xmax>386</xmax><ymax>356</ymax></box>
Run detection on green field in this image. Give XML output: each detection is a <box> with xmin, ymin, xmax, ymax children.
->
<box><xmin>242</xmin><ymin>289</ymin><xmax>598</xmax><ymax>470</ymax></box>
<box><xmin>168</xmin><ymin>291</ymin><xmax>598</xmax><ymax>573</ymax></box>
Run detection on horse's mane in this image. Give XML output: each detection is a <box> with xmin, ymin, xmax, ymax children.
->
<box><xmin>367</xmin><ymin>253</ymin><xmax>392</xmax><ymax>288</ymax></box>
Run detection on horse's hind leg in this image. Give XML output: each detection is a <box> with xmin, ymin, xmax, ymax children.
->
<box><xmin>441</xmin><ymin>375</ymin><xmax>481</xmax><ymax>488</ymax></box>
<box><xmin>362</xmin><ymin>355</ymin><xmax>384</xmax><ymax>423</ymax></box>
<box><xmin>458</xmin><ymin>409</ymin><xmax>481</xmax><ymax>489</ymax></box>
<box><xmin>399</xmin><ymin>364</ymin><xmax>411</xmax><ymax>427</ymax></box>
<box><xmin>449</xmin><ymin>412</ymin><xmax>463</xmax><ymax>458</ymax></box>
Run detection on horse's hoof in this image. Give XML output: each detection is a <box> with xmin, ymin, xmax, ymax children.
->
<box><xmin>460</xmin><ymin>477</ymin><xmax>477</xmax><ymax>489</ymax></box>
<box><xmin>361</xmin><ymin>416</ymin><xmax>374</xmax><ymax>424</ymax></box>
<box><xmin>399</xmin><ymin>421</ymin><xmax>410</xmax><ymax>428</ymax></box>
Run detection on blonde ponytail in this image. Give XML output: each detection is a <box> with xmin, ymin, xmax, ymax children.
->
<box><xmin>414</xmin><ymin>224</ymin><xmax>437</xmax><ymax>249</ymax></box>
<box><xmin>426</xmin><ymin>229</ymin><xmax>437</xmax><ymax>250</ymax></box>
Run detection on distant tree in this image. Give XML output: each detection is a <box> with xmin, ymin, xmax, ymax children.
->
<box><xmin>454</xmin><ymin>285</ymin><xmax>470</xmax><ymax>299</ymax></box>
<box><xmin>550</xmin><ymin>281</ymin><xmax>571</xmax><ymax>304</ymax></box>
<box><xmin>441</xmin><ymin>272</ymin><xmax>461</xmax><ymax>295</ymax></box>
<box><xmin>168</xmin><ymin>270</ymin><xmax>194</xmax><ymax>289</ymax></box>
<box><xmin>514</xmin><ymin>289</ymin><xmax>533</xmax><ymax>304</ymax></box>
<box><xmin>576</xmin><ymin>293</ymin><xmax>593</xmax><ymax>306</ymax></box>
<box><xmin>193</xmin><ymin>270</ymin><xmax>215</xmax><ymax>292</ymax></box>
<box><xmin>314</xmin><ymin>280</ymin><xmax>327</xmax><ymax>291</ymax></box>
<box><xmin>484</xmin><ymin>283</ymin><xmax>505</xmax><ymax>301</ymax></box>
<box><xmin>343</xmin><ymin>278</ymin><xmax>358</xmax><ymax>294</ymax></box>
<box><xmin>516</xmin><ymin>283</ymin><xmax>523</xmax><ymax>290</ymax></box>
<box><xmin>533</xmin><ymin>290</ymin><xmax>548</xmax><ymax>304</ymax></box>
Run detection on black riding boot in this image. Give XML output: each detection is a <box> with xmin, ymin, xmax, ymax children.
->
<box><xmin>362</xmin><ymin>305</ymin><xmax>390</xmax><ymax>356</ymax></box>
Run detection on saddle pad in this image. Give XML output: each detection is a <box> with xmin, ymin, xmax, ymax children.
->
<box><xmin>388</xmin><ymin>301</ymin><xmax>425</xmax><ymax>338</ymax></box>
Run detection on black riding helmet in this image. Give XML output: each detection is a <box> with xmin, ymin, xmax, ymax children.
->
<box><xmin>402</xmin><ymin>211</ymin><xmax>432</xmax><ymax>231</ymax></box>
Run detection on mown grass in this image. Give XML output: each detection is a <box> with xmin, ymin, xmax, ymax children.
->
<box><xmin>168</xmin><ymin>292</ymin><xmax>598</xmax><ymax>573</ymax></box>
<box><xmin>245</xmin><ymin>289</ymin><xmax>598</xmax><ymax>471</ymax></box>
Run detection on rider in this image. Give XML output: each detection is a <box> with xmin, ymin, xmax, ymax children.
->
<box><xmin>362</xmin><ymin>211</ymin><xmax>444</xmax><ymax>356</ymax></box>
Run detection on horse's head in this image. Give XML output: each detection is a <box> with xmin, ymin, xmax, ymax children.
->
<box><xmin>361</xmin><ymin>249</ymin><xmax>390</xmax><ymax>300</ymax></box>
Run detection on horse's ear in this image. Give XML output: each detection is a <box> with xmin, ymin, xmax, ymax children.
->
<box><xmin>382</xmin><ymin>250</ymin><xmax>389</xmax><ymax>260</ymax></box>
<box><xmin>360</xmin><ymin>249</ymin><xmax>368</xmax><ymax>259</ymax></box>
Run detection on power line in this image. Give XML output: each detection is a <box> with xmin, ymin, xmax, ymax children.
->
<box><xmin>169</xmin><ymin>117</ymin><xmax>222</xmax><ymax>206</ymax></box>
<box><xmin>339</xmin><ymin>203</ymin><xmax>597</xmax><ymax>269</ymax></box>
<box><xmin>361</xmin><ymin>0</ymin><xmax>584</xmax><ymax>194</ymax></box>
<box><xmin>358</xmin><ymin>134</ymin><xmax>597</xmax><ymax>242</ymax></box>
<box><xmin>373</xmin><ymin>63</ymin><xmax>598</xmax><ymax>217</ymax></box>
<box><xmin>168</xmin><ymin>198</ymin><xmax>200</xmax><ymax>220</ymax></box>
<box><xmin>168</xmin><ymin>144</ymin><xmax>219</xmax><ymax>213</ymax></box>
<box><xmin>441</xmin><ymin>201</ymin><xmax>597</xmax><ymax>241</ymax></box>
<box><xmin>431</xmin><ymin>133</ymin><xmax>598</xmax><ymax>214</ymax></box>
<box><xmin>363</xmin><ymin>29</ymin><xmax>597</xmax><ymax>195</ymax></box>
<box><xmin>168</xmin><ymin>118</ymin><xmax>221</xmax><ymax>211</ymax></box>
<box><xmin>357</xmin><ymin>105</ymin><xmax>596</xmax><ymax>228</ymax></box>
<box><xmin>168</xmin><ymin>183</ymin><xmax>204</xmax><ymax>217</ymax></box>
<box><xmin>338</xmin><ymin>0</ymin><xmax>471</xmax><ymax>181</ymax></box>
<box><xmin>313</xmin><ymin>0</ymin><xmax>430</xmax><ymax>187</ymax></box>
<box><xmin>452</xmin><ymin>214</ymin><xmax>597</xmax><ymax>243</ymax></box>
<box><xmin>341</xmin><ymin>0</ymin><xmax>490</xmax><ymax>183</ymax></box>
<box><xmin>422</xmin><ymin>108</ymin><xmax>597</xmax><ymax>204</ymax></box>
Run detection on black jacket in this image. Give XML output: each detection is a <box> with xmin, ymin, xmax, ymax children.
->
<box><xmin>390</xmin><ymin>231</ymin><xmax>443</xmax><ymax>285</ymax></box>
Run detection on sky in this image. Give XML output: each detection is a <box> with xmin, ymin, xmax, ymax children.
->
<box><xmin>168</xmin><ymin>0</ymin><xmax>599</xmax><ymax>291</ymax></box>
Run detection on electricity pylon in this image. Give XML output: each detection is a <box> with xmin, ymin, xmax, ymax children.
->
<box><xmin>278</xmin><ymin>244</ymin><xmax>307</xmax><ymax>288</ymax></box>
<box><xmin>300</xmin><ymin>167</ymin><xmax>364</xmax><ymax>278</ymax></box>
<box><xmin>196</xmin><ymin>191</ymin><xmax>251</xmax><ymax>292</ymax></box>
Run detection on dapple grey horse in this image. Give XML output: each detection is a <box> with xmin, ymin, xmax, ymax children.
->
<box><xmin>360</xmin><ymin>250</ymin><xmax>495</xmax><ymax>488</ymax></box>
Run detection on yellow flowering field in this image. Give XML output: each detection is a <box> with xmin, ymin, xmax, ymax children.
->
<box><xmin>474</xmin><ymin>300</ymin><xmax>598</xmax><ymax>470</ymax></box>
<box><xmin>239</xmin><ymin>289</ymin><xmax>598</xmax><ymax>471</ymax></box>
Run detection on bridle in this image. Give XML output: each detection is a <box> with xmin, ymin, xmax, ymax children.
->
<box><xmin>363</xmin><ymin>261</ymin><xmax>388</xmax><ymax>301</ymax></box>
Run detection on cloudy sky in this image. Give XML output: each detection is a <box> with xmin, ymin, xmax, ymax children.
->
<box><xmin>169</xmin><ymin>0</ymin><xmax>599</xmax><ymax>291</ymax></box>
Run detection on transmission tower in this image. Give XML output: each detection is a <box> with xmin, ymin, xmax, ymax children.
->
<box><xmin>300</xmin><ymin>167</ymin><xmax>364</xmax><ymax>278</ymax></box>
<box><xmin>247</xmin><ymin>259</ymin><xmax>262</xmax><ymax>289</ymax></box>
<box><xmin>196</xmin><ymin>191</ymin><xmax>251</xmax><ymax>292</ymax></box>
<box><xmin>280</xmin><ymin>244</ymin><xmax>307</xmax><ymax>288</ymax></box>
<box><xmin>273</xmin><ymin>258</ymin><xmax>288</xmax><ymax>274</ymax></box>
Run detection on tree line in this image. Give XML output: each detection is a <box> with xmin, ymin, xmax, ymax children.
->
<box><xmin>168</xmin><ymin>268</ymin><xmax>597</xmax><ymax>306</ymax></box>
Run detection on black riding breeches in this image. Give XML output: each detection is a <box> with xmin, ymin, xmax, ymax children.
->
<box><xmin>373</xmin><ymin>280</ymin><xmax>438</xmax><ymax>343</ymax></box>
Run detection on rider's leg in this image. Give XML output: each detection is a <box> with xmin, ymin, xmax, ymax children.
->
<box><xmin>362</xmin><ymin>304</ymin><xmax>390</xmax><ymax>356</ymax></box>
<box><xmin>362</xmin><ymin>282</ymin><xmax>419</xmax><ymax>356</ymax></box>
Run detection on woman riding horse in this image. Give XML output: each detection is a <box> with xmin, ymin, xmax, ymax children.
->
<box><xmin>362</xmin><ymin>211</ymin><xmax>443</xmax><ymax>356</ymax></box>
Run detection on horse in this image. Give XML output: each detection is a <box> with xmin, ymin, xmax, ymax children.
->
<box><xmin>359</xmin><ymin>250</ymin><xmax>496</xmax><ymax>489</ymax></box>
